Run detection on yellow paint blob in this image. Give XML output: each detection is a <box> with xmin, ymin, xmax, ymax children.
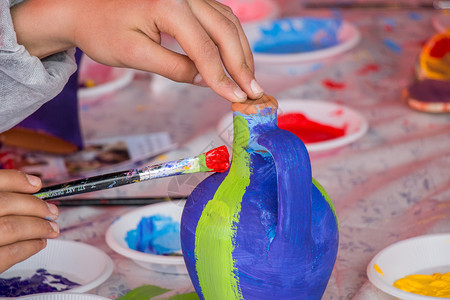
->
<box><xmin>394</xmin><ymin>272</ymin><xmax>450</xmax><ymax>298</ymax></box>
<box><xmin>374</xmin><ymin>264</ymin><xmax>385</xmax><ymax>277</ymax></box>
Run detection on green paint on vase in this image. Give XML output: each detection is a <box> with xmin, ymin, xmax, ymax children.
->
<box><xmin>312</xmin><ymin>178</ymin><xmax>338</xmax><ymax>226</ymax></box>
<box><xmin>194</xmin><ymin>115</ymin><xmax>250</xmax><ymax>300</ymax></box>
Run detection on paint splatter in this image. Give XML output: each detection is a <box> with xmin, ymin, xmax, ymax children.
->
<box><xmin>357</xmin><ymin>63</ymin><xmax>380</xmax><ymax>75</ymax></box>
<box><xmin>381</xmin><ymin>17</ymin><xmax>396</xmax><ymax>32</ymax></box>
<box><xmin>374</xmin><ymin>264</ymin><xmax>385</xmax><ymax>277</ymax></box>
<box><xmin>383</xmin><ymin>38</ymin><xmax>402</xmax><ymax>53</ymax></box>
<box><xmin>322</xmin><ymin>79</ymin><xmax>346</xmax><ymax>89</ymax></box>
<box><xmin>384</xmin><ymin>24</ymin><xmax>393</xmax><ymax>32</ymax></box>
<box><xmin>278</xmin><ymin>113</ymin><xmax>346</xmax><ymax>143</ymax></box>
<box><xmin>408</xmin><ymin>12</ymin><xmax>422</xmax><ymax>20</ymax></box>
<box><xmin>330</xmin><ymin>108</ymin><xmax>344</xmax><ymax>116</ymax></box>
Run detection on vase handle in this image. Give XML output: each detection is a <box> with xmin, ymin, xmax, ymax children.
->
<box><xmin>257</xmin><ymin>128</ymin><xmax>313</xmax><ymax>246</ymax></box>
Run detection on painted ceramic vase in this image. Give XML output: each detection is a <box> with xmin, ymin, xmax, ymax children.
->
<box><xmin>180</xmin><ymin>95</ymin><xmax>339</xmax><ymax>300</ymax></box>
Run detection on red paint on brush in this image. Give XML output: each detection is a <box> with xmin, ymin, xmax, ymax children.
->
<box><xmin>205</xmin><ymin>145</ymin><xmax>230</xmax><ymax>173</ymax></box>
<box><xmin>278</xmin><ymin>113</ymin><xmax>346</xmax><ymax>144</ymax></box>
<box><xmin>322</xmin><ymin>79</ymin><xmax>346</xmax><ymax>89</ymax></box>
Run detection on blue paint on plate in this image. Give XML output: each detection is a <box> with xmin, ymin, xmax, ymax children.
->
<box><xmin>253</xmin><ymin>17</ymin><xmax>342</xmax><ymax>54</ymax></box>
<box><xmin>126</xmin><ymin>214</ymin><xmax>181</xmax><ymax>255</ymax></box>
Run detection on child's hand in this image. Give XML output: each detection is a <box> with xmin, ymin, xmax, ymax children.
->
<box><xmin>11</xmin><ymin>0</ymin><xmax>264</xmax><ymax>103</ymax></box>
<box><xmin>0</xmin><ymin>170</ymin><xmax>59</xmax><ymax>273</ymax></box>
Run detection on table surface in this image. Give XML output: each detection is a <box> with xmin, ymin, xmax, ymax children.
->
<box><xmin>53</xmin><ymin>6</ymin><xmax>449</xmax><ymax>300</ymax></box>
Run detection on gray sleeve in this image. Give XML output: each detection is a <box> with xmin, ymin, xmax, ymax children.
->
<box><xmin>0</xmin><ymin>0</ymin><xmax>78</xmax><ymax>132</ymax></box>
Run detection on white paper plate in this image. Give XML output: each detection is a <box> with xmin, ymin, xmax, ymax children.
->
<box><xmin>78</xmin><ymin>54</ymin><xmax>134</xmax><ymax>98</ymax></box>
<box><xmin>17</xmin><ymin>293</ymin><xmax>111</xmax><ymax>300</ymax></box>
<box><xmin>432</xmin><ymin>12</ymin><xmax>450</xmax><ymax>33</ymax></box>
<box><xmin>244</xmin><ymin>17</ymin><xmax>361</xmax><ymax>64</ymax></box>
<box><xmin>0</xmin><ymin>239</ymin><xmax>114</xmax><ymax>295</ymax></box>
<box><xmin>367</xmin><ymin>233</ymin><xmax>450</xmax><ymax>300</ymax></box>
<box><xmin>106</xmin><ymin>201</ymin><xmax>187</xmax><ymax>274</ymax></box>
<box><xmin>216</xmin><ymin>99</ymin><xmax>368</xmax><ymax>153</ymax></box>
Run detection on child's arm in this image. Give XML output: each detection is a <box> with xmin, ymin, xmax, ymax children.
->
<box><xmin>10</xmin><ymin>0</ymin><xmax>264</xmax><ymax>102</ymax></box>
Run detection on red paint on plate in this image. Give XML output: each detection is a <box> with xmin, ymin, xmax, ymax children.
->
<box><xmin>278</xmin><ymin>113</ymin><xmax>346</xmax><ymax>144</ymax></box>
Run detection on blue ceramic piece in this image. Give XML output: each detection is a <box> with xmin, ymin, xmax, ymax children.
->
<box><xmin>181</xmin><ymin>95</ymin><xmax>338</xmax><ymax>300</ymax></box>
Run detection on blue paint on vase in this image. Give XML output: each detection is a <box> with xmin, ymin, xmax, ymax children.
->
<box><xmin>126</xmin><ymin>214</ymin><xmax>181</xmax><ymax>255</ymax></box>
<box><xmin>252</xmin><ymin>17</ymin><xmax>342</xmax><ymax>54</ymax></box>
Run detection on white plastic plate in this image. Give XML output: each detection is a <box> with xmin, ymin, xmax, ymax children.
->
<box><xmin>367</xmin><ymin>233</ymin><xmax>450</xmax><ymax>300</ymax></box>
<box><xmin>17</xmin><ymin>293</ymin><xmax>111</xmax><ymax>300</ymax></box>
<box><xmin>0</xmin><ymin>239</ymin><xmax>114</xmax><ymax>295</ymax></box>
<box><xmin>244</xmin><ymin>17</ymin><xmax>361</xmax><ymax>64</ymax></box>
<box><xmin>105</xmin><ymin>200</ymin><xmax>187</xmax><ymax>274</ymax></box>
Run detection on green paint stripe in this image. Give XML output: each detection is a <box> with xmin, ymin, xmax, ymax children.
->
<box><xmin>194</xmin><ymin>115</ymin><xmax>250</xmax><ymax>300</ymax></box>
<box><xmin>312</xmin><ymin>178</ymin><xmax>338</xmax><ymax>226</ymax></box>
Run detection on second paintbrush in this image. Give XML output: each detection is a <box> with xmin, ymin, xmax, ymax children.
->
<box><xmin>35</xmin><ymin>145</ymin><xmax>230</xmax><ymax>200</ymax></box>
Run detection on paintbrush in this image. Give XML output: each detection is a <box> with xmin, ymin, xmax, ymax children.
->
<box><xmin>34</xmin><ymin>146</ymin><xmax>230</xmax><ymax>200</ymax></box>
<box><xmin>46</xmin><ymin>196</ymin><xmax>184</xmax><ymax>206</ymax></box>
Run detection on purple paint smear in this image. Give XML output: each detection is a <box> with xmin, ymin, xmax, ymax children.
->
<box><xmin>0</xmin><ymin>268</ymin><xmax>80</xmax><ymax>297</ymax></box>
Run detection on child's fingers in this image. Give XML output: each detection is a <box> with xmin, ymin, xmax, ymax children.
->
<box><xmin>117</xmin><ymin>31</ymin><xmax>199</xmax><ymax>83</ymax></box>
<box><xmin>0</xmin><ymin>170</ymin><xmax>41</xmax><ymax>193</ymax></box>
<box><xmin>207</xmin><ymin>0</ymin><xmax>255</xmax><ymax>72</ymax></box>
<box><xmin>0</xmin><ymin>239</ymin><xmax>47</xmax><ymax>273</ymax></box>
<box><xmin>160</xmin><ymin>4</ymin><xmax>248</xmax><ymax>102</ymax></box>
<box><xmin>0</xmin><ymin>192</ymin><xmax>59</xmax><ymax>220</ymax></box>
<box><xmin>0</xmin><ymin>215</ymin><xmax>59</xmax><ymax>246</ymax></box>
<box><xmin>188</xmin><ymin>0</ymin><xmax>262</xmax><ymax>100</ymax></box>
